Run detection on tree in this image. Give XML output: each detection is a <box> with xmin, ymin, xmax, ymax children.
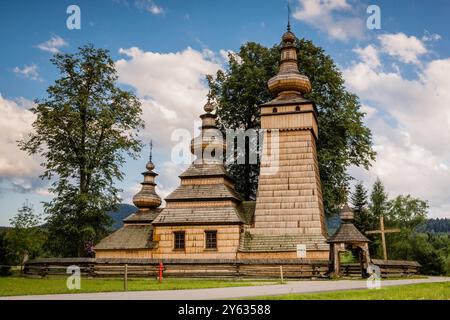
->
<box><xmin>367</xmin><ymin>178</ymin><xmax>390</xmax><ymax>256</ymax></box>
<box><xmin>369</xmin><ymin>178</ymin><xmax>389</xmax><ymax>219</ymax></box>
<box><xmin>208</xmin><ymin>39</ymin><xmax>375</xmax><ymax>214</ymax></box>
<box><xmin>4</xmin><ymin>202</ymin><xmax>46</xmax><ymax>269</ymax></box>
<box><xmin>19</xmin><ymin>45</ymin><xmax>144</xmax><ymax>257</ymax></box>
<box><xmin>0</xmin><ymin>231</ymin><xmax>12</xmax><ymax>276</ymax></box>
<box><xmin>350</xmin><ymin>181</ymin><xmax>373</xmax><ymax>233</ymax></box>
<box><xmin>386</xmin><ymin>195</ymin><xmax>429</xmax><ymax>263</ymax></box>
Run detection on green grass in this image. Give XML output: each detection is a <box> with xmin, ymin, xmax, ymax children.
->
<box><xmin>244</xmin><ymin>282</ymin><xmax>450</xmax><ymax>300</ymax></box>
<box><xmin>0</xmin><ymin>275</ymin><xmax>273</xmax><ymax>297</ymax></box>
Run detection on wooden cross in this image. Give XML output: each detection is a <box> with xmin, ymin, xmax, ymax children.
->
<box><xmin>366</xmin><ymin>215</ymin><xmax>400</xmax><ymax>260</ymax></box>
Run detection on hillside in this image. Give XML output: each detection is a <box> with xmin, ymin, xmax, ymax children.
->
<box><xmin>107</xmin><ymin>203</ymin><xmax>137</xmax><ymax>231</ymax></box>
<box><xmin>417</xmin><ymin>218</ymin><xmax>450</xmax><ymax>233</ymax></box>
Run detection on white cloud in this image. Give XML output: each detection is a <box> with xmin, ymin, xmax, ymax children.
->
<box><xmin>378</xmin><ymin>33</ymin><xmax>427</xmax><ymax>64</ymax></box>
<box><xmin>134</xmin><ymin>0</ymin><xmax>164</xmax><ymax>15</ymax></box>
<box><xmin>0</xmin><ymin>95</ymin><xmax>43</xmax><ymax>180</ymax></box>
<box><xmin>353</xmin><ymin>45</ymin><xmax>380</xmax><ymax>68</ymax></box>
<box><xmin>293</xmin><ymin>0</ymin><xmax>365</xmax><ymax>41</ymax></box>
<box><xmin>36</xmin><ymin>35</ymin><xmax>68</xmax><ymax>54</ymax></box>
<box><xmin>344</xmin><ymin>40</ymin><xmax>450</xmax><ymax>218</ymax></box>
<box><xmin>115</xmin><ymin>46</ymin><xmax>221</xmax><ymax>152</ymax></box>
<box><xmin>13</xmin><ymin>64</ymin><xmax>40</xmax><ymax>80</ymax></box>
<box><xmin>115</xmin><ymin>47</ymin><xmax>224</xmax><ymax>205</ymax></box>
<box><xmin>422</xmin><ymin>31</ymin><xmax>442</xmax><ymax>42</ymax></box>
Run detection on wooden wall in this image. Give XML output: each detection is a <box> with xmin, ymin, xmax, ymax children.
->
<box><xmin>253</xmin><ymin>130</ymin><xmax>328</xmax><ymax>238</ymax></box>
<box><xmin>152</xmin><ymin>225</ymin><xmax>241</xmax><ymax>259</ymax></box>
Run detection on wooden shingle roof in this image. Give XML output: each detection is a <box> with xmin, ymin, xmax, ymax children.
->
<box><xmin>239</xmin><ymin>233</ymin><xmax>330</xmax><ymax>252</ymax></box>
<box><xmin>124</xmin><ymin>208</ymin><xmax>162</xmax><ymax>224</ymax></box>
<box><xmin>94</xmin><ymin>225</ymin><xmax>154</xmax><ymax>250</ymax></box>
<box><xmin>152</xmin><ymin>206</ymin><xmax>247</xmax><ymax>225</ymax></box>
<box><xmin>327</xmin><ymin>222</ymin><xmax>370</xmax><ymax>243</ymax></box>
<box><xmin>179</xmin><ymin>163</ymin><xmax>232</xmax><ymax>179</ymax></box>
<box><xmin>165</xmin><ymin>184</ymin><xmax>242</xmax><ymax>202</ymax></box>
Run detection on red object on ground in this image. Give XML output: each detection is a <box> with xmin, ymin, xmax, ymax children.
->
<box><xmin>158</xmin><ymin>261</ymin><xmax>163</xmax><ymax>283</ymax></box>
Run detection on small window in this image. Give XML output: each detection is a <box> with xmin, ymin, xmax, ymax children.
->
<box><xmin>295</xmin><ymin>106</ymin><xmax>301</xmax><ymax>111</ymax></box>
<box><xmin>205</xmin><ymin>230</ymin><xmax>217</xmax><ymax>250</ymax></box>
<box><xmin>174</xmin><ymin>231</ymin><xmax>185</xmax><ymax>250</ymax></box>
<box><xmin>272</xmin><ymin>107</ymin><xmax>278</xmax><ymax>113</ymax></box>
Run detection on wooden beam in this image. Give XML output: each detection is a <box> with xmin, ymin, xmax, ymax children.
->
<box><xmin>365</xmin><ymin>216</ymin><xmax>400</xmax><ymax>260</ymax></box>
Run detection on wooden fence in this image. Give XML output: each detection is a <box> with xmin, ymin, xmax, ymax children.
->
<box><xmin>23</xmin><ymin>258</ymin><xmax>420</xmax><ymax>279</ymax></box>
<box><xmin>24</xmin><ymin>258</ymin><xmax>329</xmax><ymax>279</ymax></box>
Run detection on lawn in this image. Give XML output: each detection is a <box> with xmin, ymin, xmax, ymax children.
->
<box><xmin>0</xmin><ymin>275</ymin><xmax>273</xmax><ymax>297</ymax></box>
<box><xmin>245</xmin><ymin>282</ymin><xmax>450</xmax><ymax>300</ymax></box>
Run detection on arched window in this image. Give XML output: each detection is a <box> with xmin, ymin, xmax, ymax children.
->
<box><xmin>273</xmin><ymin>107</ymin><xmax>278</xmax><ymax>113</ymax></box>
<box><xmin>295</xmin><ymin>106</ymin><xmax>301</xmax><ymax>111</ymax></box>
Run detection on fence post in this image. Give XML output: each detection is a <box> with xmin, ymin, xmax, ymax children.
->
<box><xmin>124</xmin><ymin>264</ymin><xmax>128</xmax><ymax>291</ymax></box>
<box><xmin>280</xmin><ymin>265</ymin><xmax>284</xmax><ymax>284</ymax></box>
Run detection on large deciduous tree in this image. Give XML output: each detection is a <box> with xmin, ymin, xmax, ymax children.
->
<box><xmin>208</xmin><ymin>40</ymin><xmax>375</xmax><ymax>215</ymax></box>
<box><xmin>19</xmin><ymin>45</ymin><xmax>144</xmax><ymax>257</ymax></box>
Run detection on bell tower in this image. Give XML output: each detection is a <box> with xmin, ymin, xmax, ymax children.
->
<box><xmin>240</xmin><ymin>25</ymin><xmax>329</xmax><ymax>259</ymax></box>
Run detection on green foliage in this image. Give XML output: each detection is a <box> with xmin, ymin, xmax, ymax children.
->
<box><xmin>387</xmin><ymin>195</ymin><xmax>428</xmax><ymax>230</ymax></box>
<box><xmin>18</xmin><ymin>45</ymin><xmax>144</xmax><ymax>257</ymax></box>
<box><xmin>4</xmin><ymin>203</ymin><xmax>46</xmax><ymax>268</ymax></box>
<box><xmin>0</xmin><ymin>232</ymin><xmax>12</xmax><ymax>276</ymax></box>
<box><xmin>362</xmin><ymin>179</ymin><xmax>449</xmax><ymax>275</ymax></box>
<box><xmin>351</xmin><ymin>181</ymin><xmax>374</xmax><ymax>233</ymax></box>
<box><xmin>369</xmin><ymin>178</ymin><xmax>389</xmax><ymax>219</ymax></box>
<box><xmin>208</xmin><ymin>39</ymin><xmax>375</xmax><ymax>214</ymax></box>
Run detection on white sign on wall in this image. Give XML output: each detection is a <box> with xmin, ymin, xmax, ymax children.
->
<box><xmin>296</xmin><ymin>244</ymin><xmax>307</xmax><ymax>258</ymax></box>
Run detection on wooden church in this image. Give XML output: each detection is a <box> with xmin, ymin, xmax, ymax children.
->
<box><xmin>94</xmin><ymin>24</ymin><xmax>331</xmax><ymax>262</ymax></box>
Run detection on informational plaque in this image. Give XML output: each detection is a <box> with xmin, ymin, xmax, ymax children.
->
<box><xmin>296</xmin><ymin>244</ymin><xmax>307</xmax><ymax>258</ymax></box>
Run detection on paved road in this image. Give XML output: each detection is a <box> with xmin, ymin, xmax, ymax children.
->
<box><xmin>2</xmin><ymin>277</ymin><xmax>449</xmax><ymax>300</ymax></box>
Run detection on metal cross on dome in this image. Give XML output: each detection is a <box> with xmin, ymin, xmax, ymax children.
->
<box><xmin>149</xmin><ymin>139</ymin><xmax>153</xmax><ymax>162</ymax></box>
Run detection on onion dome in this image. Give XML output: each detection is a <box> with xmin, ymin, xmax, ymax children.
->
<box><xmin>267</xmin><ymin>25</ymin><xmax>311</xmax><ymax>98</ymax></box>
<box><xmin>132</xmin><ymin>141</ymin><xmax>162</xmax><ymax>211</ymax></box>
<box><xmin>190</xmin><ymin>99</ymin><xmax>226</xmax><ymax>163</ymax></box>
<box><xmin>340</xmin><ymin>203</ymin><xmax>355</xmax><ymax>222</ymax></box>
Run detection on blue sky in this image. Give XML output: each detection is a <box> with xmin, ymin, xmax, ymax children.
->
<box><xmin>1</xmin><ymin>0</ymin><xmax>450</xmax><ymax>225</ymax></box>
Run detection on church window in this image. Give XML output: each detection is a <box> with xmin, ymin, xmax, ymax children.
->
<box><xmin>205</xmin><ymin>230</ymin><xmax>217</xmax><ymax>249</ymax></box>
<box><xmin>174</xmin><ymin>231</ymin><xmax>185</xmax><ymax>250</ymax></box>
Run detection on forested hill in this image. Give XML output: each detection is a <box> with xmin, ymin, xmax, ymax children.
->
<box><xmin>107</xmin><ymin>204</ymin><xmax>137</xmax><ymax>230</ymax></box>
<box><xmin>417</xmin><ymin>218</ymin><xmax>450</xmax><ymax>233</ymax></box>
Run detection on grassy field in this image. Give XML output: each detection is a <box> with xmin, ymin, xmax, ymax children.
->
<box><xmin>0</xmin><ymin>275</ymin><xmax>273</xmax><ymax>297</ymax></box>
<box><xmin>246</xmin><ymin>282</ymin><xmax>450</xmax><ymax>300</ymax></box>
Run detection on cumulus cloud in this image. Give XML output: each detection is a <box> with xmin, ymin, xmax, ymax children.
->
<box><xmin>13</xmin><ymin>64</ymin><xmax>40</xmax><ymax>80</ymax></box>
<box><xmin>353</xmin><ymin>45</ymin><xmax>380</xmax><ymax>69</ymax></box>
<box><xmin>115</xmin><ymin>46</ymin><xmax>223</xmax><ymax>200</ymax></box>
<box><xmin>115</xmin><ymin>46</ymin><xmax>221</xmax><ymax>150</ymax></box>
<box><xmin>0</xmin><ymin>95</ymin><xmax>48</xmax><ymax>196</ymax></box>
<box><xmin>293</xmin><ymin>0</ymin><xmax>365</xmax><ymax>41</ymax></box>
<box><xmin>36</xmin><ymin>35</ymin><xmax>68</xmax><ymax>54</ymax></box>
<box><xmin>343</xmin><ymin>38</ymin><xmax>450</xmax><ymax>218</ymax></box>
<box><xmin>378</xmin><ymin>33</ymin><xmax>427</xmax><ymax>64</ymax></box>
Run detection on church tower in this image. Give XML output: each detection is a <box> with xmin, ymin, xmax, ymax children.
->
<box><xmin>240</xmin><ymin>24</ymin><xmax>329</xmax><ymax>259</ymax></box>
